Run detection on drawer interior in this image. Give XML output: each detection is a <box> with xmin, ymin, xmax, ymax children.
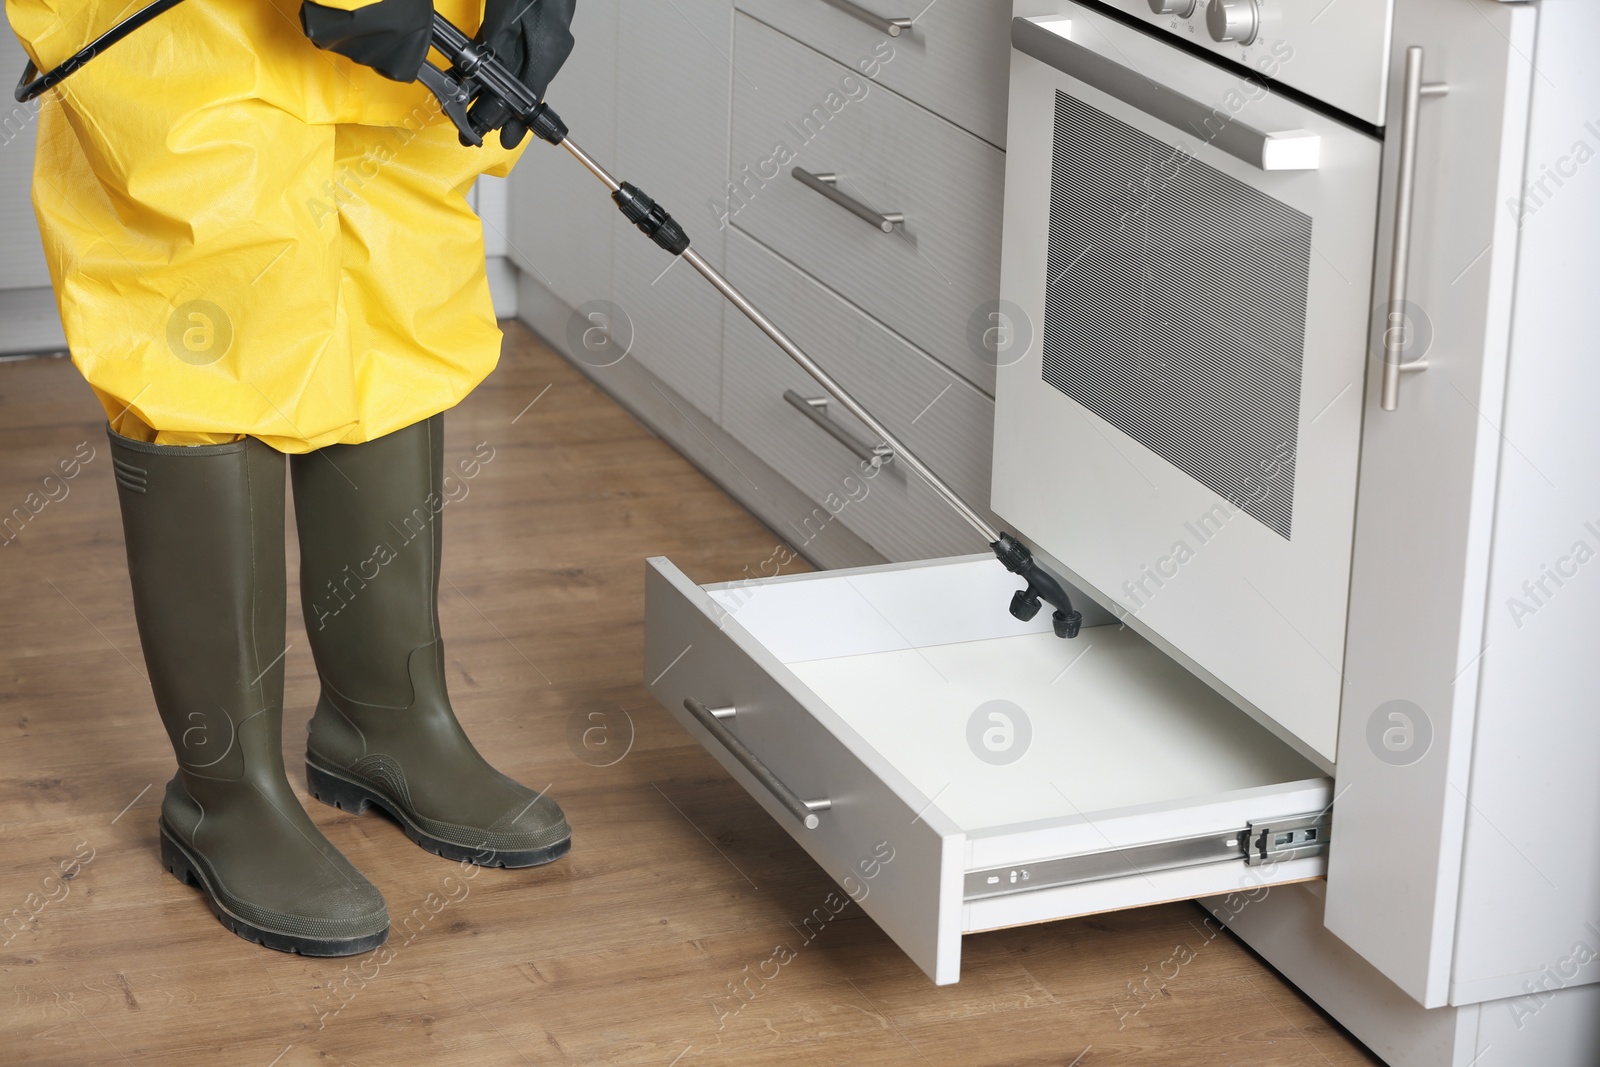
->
<box><xmin>654</xmin><ymin>553</ymin><xmax>1333</xmax><ymax>982</ymax></box>
<box><xmin>708</xmin><ymin>556</ymin><xmax>1324</xmax><ymax>837</ymax></box>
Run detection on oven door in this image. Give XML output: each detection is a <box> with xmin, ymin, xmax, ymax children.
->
<box><xmin>994</xmin><ymin>7</ymin><xmax>1382</xmax><ymax>767</ymax></box>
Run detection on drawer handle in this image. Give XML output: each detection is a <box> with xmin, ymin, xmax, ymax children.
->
<box><xmin>683</xmin><ymin>698</ymin><xmax>832</xmax><ymax>830</ymax></box>
<box><xmin>784</xmin><ymin>390</ymin><xmax>895</xmax><ymax>468</ymax></box>
<box><xmin>791</xmin><ymin>168</ymin><xmax>905</xmax><ymax>233</ymax></box>
<box><xmin>816</xmin><ymin>0</ymin><xmax>913</xmax><ymax>37</ymax></box>
<box><xmin>1010</xmin><ymin>17</ymin><xmax>1320</xmax><ymax>171</ymax></box>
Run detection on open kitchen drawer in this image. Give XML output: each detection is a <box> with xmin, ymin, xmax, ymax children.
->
<box><xmin>644</xmin><ymin>554</ymin><xmax>1333</xmax><ymax>984</ymax></box>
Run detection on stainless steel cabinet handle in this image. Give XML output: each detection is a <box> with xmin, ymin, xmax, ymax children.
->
<box><xmin>785</xmin><ymin>389</ymin><xmax>895</xmax><ymax>467</ymax></box>
<box><xmin>817</xmin><ymin>0</ymin><xmax>912</xmax><ymax>37</ymax></box>
<box><xmin>791</xmin><ymin>168</ymin><xmax>905</xmax><ymax>233</ymax></box>
<box><xmin>1381</xmin><ymin>47</ymin><xmax>1449</xmax><ymax>411</ymax></box>
<box><xmin>683</xmin><ymin>698</ymin><xmax>832</xmax><ymax>830</ymax></box>
<box><xmin>1010</xmin><ymin>17</ymin><xmax>1320</xmax><ymax>171</ymax></box>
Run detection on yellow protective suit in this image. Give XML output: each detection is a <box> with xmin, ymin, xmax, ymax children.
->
<box><xmin>7</xmin><ymin>0</ymin><xmax>522</xmax><ymax>449</ymax></box>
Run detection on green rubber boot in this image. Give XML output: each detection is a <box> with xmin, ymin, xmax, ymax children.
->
<box><xmin>291</xmin><ymin>414</ymin><xmax>571</xmax><ymax>868</ymax></box>
<box><xmin>109</xmin><ymin>429</ymin><xmax>389</xmax><ymax>956</ymax></box>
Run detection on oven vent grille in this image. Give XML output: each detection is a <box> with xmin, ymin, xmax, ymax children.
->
<box><xmin>1042</xmin><ymin>91</ymin><xmax>1312</xmax><ymax>540</ymax></box>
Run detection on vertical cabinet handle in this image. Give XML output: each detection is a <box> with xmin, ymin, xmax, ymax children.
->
<box><xmin>816</xmin><ymin>0</ymin><xmax>913</xmax><ymax>37</ymax></box>
<box><xmin>1382</xmin><ymin>46</ymin><xmax>1449</xmax><ymax>411</ymax></box>
<box><xmin>683</xmin><ymin>698</ymin><xmax>832</xmax><ymax>829</ymax></box>
<box><xmin>785</xmin><ymin>390</ymin><xmax>895</xmax><ymax>467</ymax></box>
<box><xmin>791</xmin><ymin>168</ymin><xmax>905</xmax><ymax>233</ymax></box>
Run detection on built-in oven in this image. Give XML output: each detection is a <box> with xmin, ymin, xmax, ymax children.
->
<box><xmin>994</xmin><ymin>2</ymin><xmax>1388</xmax><ymax>766</ymax></box>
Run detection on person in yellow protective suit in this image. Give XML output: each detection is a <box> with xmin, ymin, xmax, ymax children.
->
<box><xmin>6</xmin><ymin>0</ymin><xmax>577</xmax><ymax>955</ymax></box>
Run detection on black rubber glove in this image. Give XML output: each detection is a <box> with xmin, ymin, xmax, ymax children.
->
<box><xmin>466</xmin><ymin>0</ymin><xmax>577</xmax><ymax>148</ymax></box>
<box><xmin>301</xmin><ymin>0</ymin><xmax>433</xmax><ymax>83</ymax></box>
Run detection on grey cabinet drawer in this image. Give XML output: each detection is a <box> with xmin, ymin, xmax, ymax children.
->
<box><xmin>730</xmin><ymin>14</ymin><xmax>1007</xmax><ymax>395</ymax></box>
<box><xmin>644</xmin><ymin>554</ymin><xmax>1335</xmax><ymax>984</ymax></box>
<box><xmin>736</xmin><ymin>0</ymin><xmax>1012</xmax><ymax>148</ymax></box>
<box><xmin>721</xmin><ymin>230</ymin><xmax>993</xmax><ymax>563</ymax></box>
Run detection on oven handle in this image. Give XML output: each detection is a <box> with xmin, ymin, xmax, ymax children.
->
<box><xmin>1010</xmin><ymin>17</ymin><xmax>1319</xmax><ymax>172</ymax></box>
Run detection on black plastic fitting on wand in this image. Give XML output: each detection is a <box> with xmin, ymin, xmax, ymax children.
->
<box><xmin>992</xmin><ymin>532</ymin><xmax>1082</xmax><ymax>640</ymax></box>
<box><xmin>613</xmin><ymin>182</ymin><xmax>692</xmax><ymax>256</ymax></box>
<box><xmin>526</xmin><ymin>102</ymin><xmax>568</xmax><ymax>146</ymax></box>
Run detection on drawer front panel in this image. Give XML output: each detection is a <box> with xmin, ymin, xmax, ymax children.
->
<box><xmin>721</xmin><ymin>231</ymin><xmax>995</xmax><ymax>563</ymax></box>
<box><xmin>644</xmin><ymin>560</ymin><xmax>965</xmax><ymax>984</ymax></box>
<box><xmin>730</xmin><ymin>14</ymin><xmax>1007</xmax><ymax>395</ymax></box>
<box><xmin>736</xmin><ymin>0</ymin><xmax>1012</xmax><ymax>148</ymax></box>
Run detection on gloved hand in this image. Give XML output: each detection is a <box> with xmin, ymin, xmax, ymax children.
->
<box><xmin>301</xmin><ymin>0</ymin><xmax>433</xmax><ymax>83</ymax></box>
<box><xmin>466</xmin><ymin>0</ymin><xmax>577</xmax><ymax>149</ymax></box>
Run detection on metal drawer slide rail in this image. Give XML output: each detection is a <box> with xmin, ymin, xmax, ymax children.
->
<box><xmin>963</xmin><ymin>809</ymin><xmax>1331</xmax><ymax>901</ymax></box>
<box><xmin>414</xmin><ymin>14</ymin><xmax>1089</xmax><ymax>643</ymax></box>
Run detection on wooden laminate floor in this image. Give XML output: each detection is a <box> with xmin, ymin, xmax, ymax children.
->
<box><xmin>0</xmin><ymin>324</ymin><xmax>1382</xmax><ymax>1066</ymax></box>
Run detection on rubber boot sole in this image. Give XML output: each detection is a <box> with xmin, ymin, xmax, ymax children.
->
<box><xmin>159</xmin><ymin>823</ymin><xmax>388</xmax><ymax>957</ymax></box>
<box><xmin>305</xmin><ymin>759</ymin><xmax>573</xmax><ymax>870</ymax></box>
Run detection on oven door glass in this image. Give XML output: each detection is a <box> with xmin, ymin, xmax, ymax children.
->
<box><xmin>994</xmin><ymin>7</ymin><xmax>1382</xmax><ymax>765</ymax></box>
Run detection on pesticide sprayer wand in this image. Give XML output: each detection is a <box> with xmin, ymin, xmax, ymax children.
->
<box><xmin>424</xmin><ymin>13</ymin><xmax>1083</xmax><ymax>638</ymax></box>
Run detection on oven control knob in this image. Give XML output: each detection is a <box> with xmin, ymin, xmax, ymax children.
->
<box><xmin>1147</xmin><ymin>0</ymin><xmax>1197</xmax><ymax>15</ymax></box>
<box><xmin>1205</xmin><ymin>0</ymin><xmax>1259</xmax><ymax>44</ymax></box>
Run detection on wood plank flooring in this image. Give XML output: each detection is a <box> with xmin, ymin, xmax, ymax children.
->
<box><xmin>0</xmin><ymin>324</ymin><xmax>1382</xmax><ymax>1065</ymax></box>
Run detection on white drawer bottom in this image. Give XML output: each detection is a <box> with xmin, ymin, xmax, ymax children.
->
<box><xmin>644</xmin><ymin>554</ymin><xmax>1332</xmax><ymax>984</ymax></box>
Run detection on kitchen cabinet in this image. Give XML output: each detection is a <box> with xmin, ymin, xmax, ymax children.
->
<box><xmin>512</xmin><ymin>1</ymin><xmax>1600</xmax><ymax>1063</ymax></box>
<box><xmin>728</xmin><ymin>14</ymin><xmax>1007</xmax><ymax>396</ymax></box>
<box><xmin>0</xmin><ymin>30</ymin><xmax>66</xmax><ymax>354</ymax></box>
<box><xmin>507</xmin><ymin>0</ymin><xmax>620</xmax><ymax>319</ymax></box>
<box><xmin>511</xmin><ymin>0</ymin><xmax>734</xmax><ymax>422</ymax></box>
<box><xmin>609</xmin><ymin>0</ymin><xmax>734</xmax><ymax>419</ymax></box>
<box><xmin>513</xmin><ymin>0</ymin><xmax>1011</xmax><ymax>567</ymax></box>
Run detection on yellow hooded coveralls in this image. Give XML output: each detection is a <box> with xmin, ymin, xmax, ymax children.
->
<box><xmin>6</xmin><ymin>0</ymin><xmax>521</xmax><ymax>449</ymax></box>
